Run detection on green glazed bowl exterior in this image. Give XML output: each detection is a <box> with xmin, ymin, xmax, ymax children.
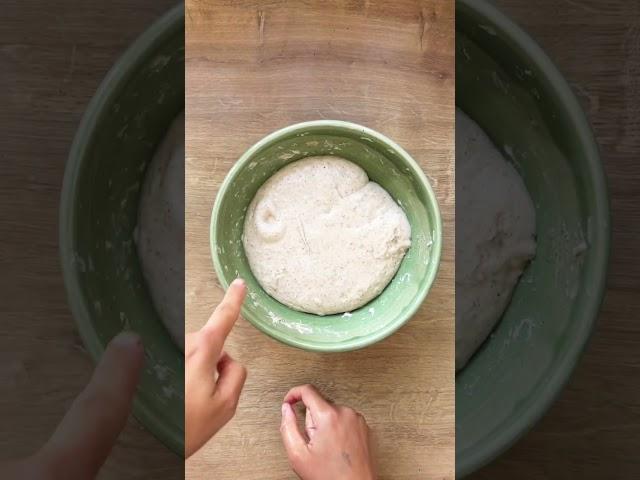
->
<box><xmin>456</xmin><ymin>0</ymin><xmax>610</xmax><ymax>476</ymax></box>
<box><xmin>211</xmin><ymin>121</ymin><xmax>442</xmax><ymax>352</ymax></box>
<box><xmin>60</xmin><ymin>5</ymin><xmax>184</xmax><ymax>455</ymax></box>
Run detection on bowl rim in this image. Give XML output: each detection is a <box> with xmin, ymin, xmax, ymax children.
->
<box><xmin>59</xmin><ymin>4</ymin><xmax>184</xmax><ymax>456</ymax></box>
<box><xmin>210</xmin><ymin>119</ymin><xmax>443</xmax><ymax>353</ymax></box>
<box><xmin>456</xmin><ymin>0</ymin><xmax>610</xmax><ymax>476</ymax></box>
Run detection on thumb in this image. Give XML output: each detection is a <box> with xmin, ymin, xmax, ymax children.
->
<box><xmin>39</xmin><ymin>331</ymin><xmax>144</xmax><ymax>479</ymax></box>
<box><xmin>280</xmin><ymin>403</ymin><xmax>307</xmax><ymax>463</ymax></box>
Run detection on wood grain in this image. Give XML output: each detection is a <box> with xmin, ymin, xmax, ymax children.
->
<box><xmin>0</xmin><ymin>1</ymin><xmax>182</xmax><ymax>479</ymax></box>
<box><xmin>471</xmin><ymin>1</ymin><xmax>640</xmax><ymax>478</ymax></box>
<box><xmin>185</xmin><ymin>1</ymin><xmax>455</xmax><ymax>479</ymax></box>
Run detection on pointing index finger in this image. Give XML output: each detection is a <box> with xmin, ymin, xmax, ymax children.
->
<box><xmin>203</xmin><ymin>278</ymin><xmax>246</xmax><ymax>342</ymax></box>
<box><xmin>41</xmin><ymin>332</ymin><xmax>144</xmax><ymax>478</ymax></box>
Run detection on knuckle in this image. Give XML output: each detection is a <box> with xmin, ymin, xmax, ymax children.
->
<box><xmin>224</xmin><ymin>393</ymin><xmax>240</xmax><ymax>414</ymax></box>
<box><xmin>303</xmin><ymin>383</ymin><xmax>317</xmax><ymax>393</ymax></box>
<box><xmin>75</xmin><ymin>389</ymin><xmax>116</xmax><ymax>422</ymax></box>
<box><xmin>352</xmin><ymin>409</ymin><xmax>364</xmax><ymax>420</ymax></box>
<box><xmin>342</xmin><ymin>407</ymin><xmax>359</xmax><ymax>422</ymax></box>
<box><xmin>213</xmin><ymin>392</ymin><xmax>239</xmax><ymax>419</ymax></box>
<box><xmin>287</xmin><ymin>448</ymin><xmax>306</xmax><ymax>466</ymax></box>
<box><xmin>325</xmin><ymin>407</ymin><xmax>339</xmax><ymax>423</ymax></box>
<box><xmin>216</xmin><ymin>302</ymin><xmax>235</xmax><ymax>318</ymax></box>
<box><xmin>78</xmin><ymin>387</ymin><xmax>108</xmax><ymax>410</ymax></box>
<box><xmin>199</xmin><ymin>326</ymin><xmax>219</xmax><ymax>345</ymax></box>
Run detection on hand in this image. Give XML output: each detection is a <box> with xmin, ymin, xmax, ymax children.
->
<box><xmin>0</xmin><ymin>332</ymin><xmax>144</xmax><ymax>480</ymax></box>
<box><xmin>185</xmin><ymin>278</ymin><xmax>248</xmax><ymax>458</ymax></box>
<box><xmin>280</xmin><ymin>384</ymin><xmax>376</xmax><ymax>480</ymax></box>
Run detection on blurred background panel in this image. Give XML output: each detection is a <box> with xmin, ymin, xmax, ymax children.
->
<box><xmin>1</xmin><ymin>1</ymin><xmax>182</xmax><ymax>478</ymax></box>
<box><xmin>469</xmin><ymin>0</ymin><xmax>640</xmax><ymax>478</ymax></box>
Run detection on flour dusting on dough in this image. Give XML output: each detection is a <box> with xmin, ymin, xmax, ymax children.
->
<box><xmin>456</xmin><ymin>109</ymin><xmax>537</xmax><ymax>370</ymax></box>
<box><xmin>243</xmin><ymin>156</ymin><xmax>411</xmax><ymax>315</ymax></box>
<box><xmin>136</xmin><ymin>112</ymin><xmax>185</xmax><ymax>351</ymax></box>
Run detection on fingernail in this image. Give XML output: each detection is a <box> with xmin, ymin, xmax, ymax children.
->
<box><xmin>281</xmin><ymin>403</ymin><xmax>290</xmax><ymax>417</ymax></box>
<box><xmin>231</xmin><ymin>278</ymin><xmax>245</xmax><ymax>288</ymax></box>
<box><xmin>112</xmin><ymin>331</ymin><xmax>142</xmax><ymax>350</ymax></box>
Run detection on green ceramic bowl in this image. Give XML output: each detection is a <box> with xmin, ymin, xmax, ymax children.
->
<box><xmin>455</xmin><ymin>0</ymin><xmax>609</xmax><ymax>476</ymax></box>
<box><xmin>211</xmin><ymin>121</ymin><xmax>442</xmax><ymax>352</ymax></box>
<box><xmin>60</xmin><ymin>5</ymin><xmax>184</xmax><ymax>455</ymax></box>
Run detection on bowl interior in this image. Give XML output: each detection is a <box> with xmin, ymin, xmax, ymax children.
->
<box><xmin>61</xmin><ymin>7</ymin><xmax>185</xmax><ymax>455</ymax></box>
<box><xmin>455</xmin><ymin>0</ymin><xmax>608</xmax><ymax>476</ymax></box>
<box><xmin>212</xmin><ymin>122</ymin><xmax>441</xmax><ymax>352</ymax></box>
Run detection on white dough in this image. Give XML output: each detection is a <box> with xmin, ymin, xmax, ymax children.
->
<box><xmin>456</xmin><ymin>109</ymin><xmax>536</xmax><ymax>370</ymax></box>
<box><xmin>136</xmin><ymin>112</ymin><xmax>184</xmax><ymax>350</ymax></box>
<box><xmin>243</xmin><ymin>156</ymin><xmax>411</xmax><ymax>315</ymax></box>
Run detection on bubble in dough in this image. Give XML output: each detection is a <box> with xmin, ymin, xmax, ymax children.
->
<box><xmin>243</xmin><ymin>156</ymin><xmax>411</xmax><ymax>316</ymax></box>
<box><xmin>136</xmin><ymin>112</ymin><xmax>185</xmax><ymax>350</ymax></box>
<box><xmin>456</xmin><ymin>109</ymin><xmax>536</xmax><ymax>370</ymax></box>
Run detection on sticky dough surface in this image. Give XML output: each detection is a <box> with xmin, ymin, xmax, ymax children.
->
<box><xmin>243</xmin><ymin>156</ymin><xmax>411</xmax><ymax>316</ymax></box>
<box><xmin>136</xmin><ymin>112</ymin><xmax>185</xmax><ymax>350</ymax></box>
<box><xmin>456</xmin><ymin>109</ymin><xmax>537</xmax><ymax>370</ymax></box>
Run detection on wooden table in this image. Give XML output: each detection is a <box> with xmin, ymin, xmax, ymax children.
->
<box><xmin>185</xmin><ymin>1</ymin><xmax>455</xmax><ymax>479</ymax></box>
<box><xmin>472</xmin><ymin>1</ymin><xmax>640</xmax><ymax>478</ymax></box>
<box><xmin>0</xmin><ymin>2</ymin><xmax>182</xmax><ymax>479</ymax></box>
